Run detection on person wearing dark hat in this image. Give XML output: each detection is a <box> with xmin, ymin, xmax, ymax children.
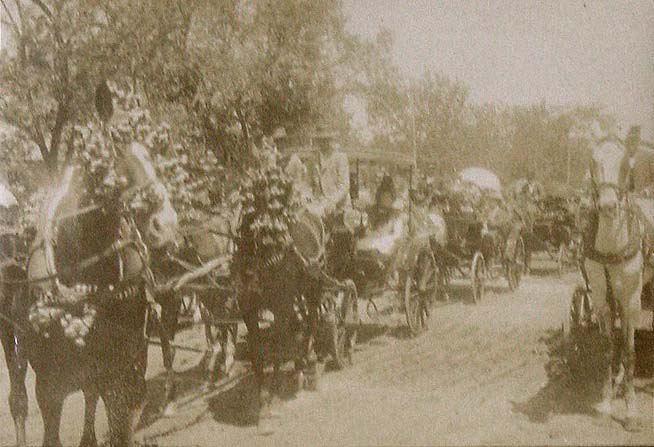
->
<box><xmin>370</xmin><ymin>174</ymin><xmax>399</xmax><ymax>229</ymax></box>
<box><xmin>624</xmin><ymin>125</ymin><xmax>654</xmax><ymax>195</ymax></box>
<box><xmin>357</xmin><ymin>173</ymin><xmax>407</xmax><ymax>257</ymax></box>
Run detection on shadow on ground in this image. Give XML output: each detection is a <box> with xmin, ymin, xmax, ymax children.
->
<box><xmin>446</xmin><ymin>281</ymin><xmax>509</xmax><ymax>304</ymax></box>
<box><xmin>511</xmin><ymin>328</ymin><xmax>654</xmax><ymax>425</ymax></box>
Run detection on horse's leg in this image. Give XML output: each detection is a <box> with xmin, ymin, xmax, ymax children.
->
<box><xmin>303</xmin><ymin>295</ymin><xmax>321</xmax><ymax>392</ymax></box>
<box><xmin>585</xmin><ymin>260</ymin><xmax>614</xmax><ymax>416</ymax></box>
<box><xmin>158</xmin><ymin>290</ymin><xmax>178</xmax><ymax>416</ymax></box>
<box><xmin>524</xmin><ymin>237</ymin><xmax>532</xmax><ymax>273</ymax></box>
<box><xmin>35</xmin><ymin>376</ymin><xmax>65</xmax><ymax>447</ymax></box>
<box><xmin>1</xmin><ymin>327</ymin><xmax>28</xmax><ymax>447</ymax></box>
<box><xmin>199</xmin><ymin>298</ymin><xmax>222</xmax><ymax>384</ymax></box>
<box><xmin>79</xmin><ymin>389</ymin><xmax>99</xmax><ymax>447</ymax></box>
<box><xmin>221</xmin><ymin>323</ymin><xmax>237</xmax><ymax>377</ymax></box>
<box><xmin>617</xmin><ymin>260</ymin><xmax>643</xmax><ymax>431</ymax></box>
<box><xmin>102</xmin><ymin>370</ymin><xmax>146</xmax><ymax>447</ymax></box>
<box><xmin>243</xmin><ymin>308</ymin><xmax>267</xmax><ymax>423</ymax></box>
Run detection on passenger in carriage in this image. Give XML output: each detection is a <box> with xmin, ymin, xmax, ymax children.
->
<box><xmin>271</xmin><ymin>127</ymin><xmax>314</xmax><ymax>202</ymax></box>
<box><xmin>356</xmin><ymin>174</ymin><xmax>406</xmax><ymax>256</ymax></box>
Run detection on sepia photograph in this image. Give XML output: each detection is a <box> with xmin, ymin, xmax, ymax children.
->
<box><xmin>0</xmin><ymin>0</ymin><xmax>653</xmax><ymax>445</ymax></box>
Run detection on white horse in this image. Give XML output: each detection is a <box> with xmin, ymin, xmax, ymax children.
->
<box><xmin>584</xmin><ymin>139</ymin><xmax>653</xmax><ymax>432</ymax></box>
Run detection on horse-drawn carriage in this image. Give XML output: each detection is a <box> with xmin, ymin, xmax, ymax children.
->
<box><xmin>509</xmin><ymin>179</ymin><xmax>581</xmax><ymax>275</ymax></box>
<box><xmin>432</xmin><ymin>168</ymin><xmax>525</xmax><ymax>303</ymax></box>
<box><xmin>337</xmin><ymin>150</ymin><xmax>446</xmax><ymax>336</ymax></box>
<box><xmin>523</xmin><ymin>193</ymin><xmax>580</xmax><ymax>274</ymax></box>
<box><xmin>560</xmin><ymin>138</ymin><xmax>654</xmax><ymax>432</ymax></box>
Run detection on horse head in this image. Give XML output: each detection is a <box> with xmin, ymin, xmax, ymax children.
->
<box><xmin>116</xmin><ymin>141</ymin><xmax>178</xmax><ymax>250</ymax></box>
<box><xmin>30</xmin><ymin>139</ymin><xmax>178</xmax><ymax>301</ymax></box>
<box><xmin>589</xmin><ymin>139</ymin><xmax>632</xmax><ymax>218</ymax></box>
<box><xmin>589</xmin><ymin>139</ymin><xmax>638</xmax><ymax>255</ymax></box>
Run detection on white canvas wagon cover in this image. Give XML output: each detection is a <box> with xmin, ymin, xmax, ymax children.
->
<box><xmin>457</xmin><ymin>167</ymin><xmax>502</xmax><ymax>197</ymax></box>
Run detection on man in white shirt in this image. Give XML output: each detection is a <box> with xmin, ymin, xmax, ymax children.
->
<box><xmin>309</xmin><ymin>127</ymin><xmax>351</xmax><ymax>220</ymax></box>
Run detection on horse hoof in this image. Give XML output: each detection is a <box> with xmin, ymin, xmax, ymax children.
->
<box><xmin>162</xmin><ymin>403</ymin><xmax>177</xmax><ymax>418</ymax></box>
<box><xmin>258</xmin><ymin>417</ymin><xmax>275</xmax><ymax>436</ymax></box>
<box><xmin>294</xmin><ymin>371</ymin><xmax>305</xmax><ymax>394</ymax></box>
<box><xmin>593</xmin><ymin>400</ymin><xmax>612</xmax><ymax>417</ymax></box>
<box><xmin>305</xmin><ymin>370</ymin><xmax>320</xmax><ymax>391</ymax></box>
<box><xmin>623</xmin><ymin>417</ymin><xmax>644</xmax><ymax>432</ymax></box>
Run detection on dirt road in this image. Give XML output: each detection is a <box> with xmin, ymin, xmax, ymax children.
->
<box><xmin>2</xmin><ymin>259</ymin><xmax>653</xmax><ymax>446</ymax></box>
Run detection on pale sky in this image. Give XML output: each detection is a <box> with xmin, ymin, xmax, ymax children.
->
<box><xmin>344</xmin><ymin>0</ymin><xmax>654</xmax><ymax>140</ymax></box>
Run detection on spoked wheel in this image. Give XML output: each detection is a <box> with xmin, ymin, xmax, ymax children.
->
<box><xmin>563</xmin><ymin>285</ymin><xmax>592</xmax><ymax>340</ymax></box>
<box><xmin>506</xmin><ymin>237</ymin><xmax>526</xmax><ymax>291</ymax></box>
<box><xmin>471</xmin><ymin>252</ymin><xmax>486</xmax><ymax>304</ymax></box>
<box><xmin>328</xmin><ymin>282</ymin><xmax>359</xmax><ymax>370</ymax></box>
<box><xmin>404</xmin><ymin>250</ymin><xmax>437</xmax><ymax>336</ymax></box>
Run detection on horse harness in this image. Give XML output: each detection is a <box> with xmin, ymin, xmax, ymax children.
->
<box><xmin>586</xmin><ymin>151</ymin><xmax>644</xmax><ymax>264</ymax></box>
<box><xmin>583</xmin><ymin>155</ymin><xmax>650</xmax><ymax>311</ymax></box>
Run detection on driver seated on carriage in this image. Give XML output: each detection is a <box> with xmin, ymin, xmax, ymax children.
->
<box><xmin>273</xmin><ymin>126</ymin><xmax>353</xmax><ymax>232</ymax></box>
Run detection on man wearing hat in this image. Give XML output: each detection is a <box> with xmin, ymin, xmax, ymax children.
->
<box><xmin>309</xmin><ymin>126</ymin><xmax>351</xmax><ymax>220</ymax></box>
<box><xmin>625</xmin><ymin>125</ymin><xmax>654</xmax><ymax>195</ymax></box>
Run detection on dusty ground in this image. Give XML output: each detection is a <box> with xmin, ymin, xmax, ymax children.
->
<box><xmin>2</xmin><ymin>255</ymin><xmax>653</xmax><ymax>446</ymax></box>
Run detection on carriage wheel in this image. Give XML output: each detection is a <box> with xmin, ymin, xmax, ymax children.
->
<box><xmin>329</xmin><ymin>283</ymin><xmax>359</xmax><ymax>370</ymax></box>
<box><xmin>506</xmin><ymin>237</ymin><xmax>526</xmax><ymax>291</ymax></box>
<box><xmin>471</xmin><ymin>252</ymin><xmax>486</xmax><ymax>304</ymax></box>
<box><xmin>404</xmin><ymin>250</ymin><xmax>437</xmax><ymax>336</ymax></box>
<box><xmin>563</xmin><ymin>286</ymin><xmax>592</xmax><ymax>338</ymax></box>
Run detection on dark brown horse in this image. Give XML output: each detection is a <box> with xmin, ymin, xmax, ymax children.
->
<box><xmin>234</xmin><ymin>208</ymin><xmax>345</xmax><ymax>429</ymax></box>
<box><xmin>9</xmin><ymin>141</ymin><xmax>177</xmax><ymax>447</ymax></box>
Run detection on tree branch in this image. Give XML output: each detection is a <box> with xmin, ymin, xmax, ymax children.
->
<box><xmin>27</xmin><ymin>0</ymin><xmax>52</xmax><ymax>20</ymax></box>
<box><xmin>0</xmin><ymin>0</ymin><xmax>20</xmax><ymax>34</ymax></box>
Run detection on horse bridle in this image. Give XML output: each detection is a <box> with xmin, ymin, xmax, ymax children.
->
<box><xmin>589</xmin><ymin>155</ymin><xmax>635</xmax><ymax>213</ymax></box>
<box><xmin>17</xmin><ymin>179</ymin><xmax>158</xmax><ymax>290</ymax></box>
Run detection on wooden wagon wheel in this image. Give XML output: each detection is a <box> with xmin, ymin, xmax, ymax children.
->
<box><xmin>327</xmin><ymin>282</ymin><xmax>359</xmax><ymax>370</ymax></box>
<box><xmin>562</xmin><ymin>285</ymin><xmax>591</xmax><ymax>340</ymax></box>
<box><xmin>404</xmin><ymin>249</ymin><xmax>437</xmax><ymax>336</ymax></box>
<box><xmin>471</xmin><ymin>252</ymin><xmax>486</xmax><ymax>303</ymax></box>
